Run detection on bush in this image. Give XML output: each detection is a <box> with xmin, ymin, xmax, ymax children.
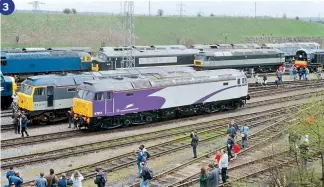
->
<box><xmin>63</xmin><ymin>8</ymin><xmax>71</xmax><ymax>14</ymax></box>
<box><xmin>157</xmin><ymin>9</ymin><xmax>163</xmax><ymax>17</ymax></box>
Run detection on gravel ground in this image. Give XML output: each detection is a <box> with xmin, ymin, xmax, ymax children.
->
<box><xmin>1</xmin><ymin>116</ymin><xmax>13</xmax><ymax>125</ymax></box>
<box><xmin>189</xmin><ymin>136</ymin><xmax>290</xmax><ymax>187</ymax></box>
<box><xmin>1</xmin><ymin>95</ymin><xmax>320</xmax><ymax>185</ymax></box>
<box><xmin>104</xmin><ymin>118</ymin><xmax>290</xmax><ymax>187</ymax></box>
<box><xmin>0</xmin><ymin>121</ymin><xmax>73</xmax><ymax>140</ymax></box>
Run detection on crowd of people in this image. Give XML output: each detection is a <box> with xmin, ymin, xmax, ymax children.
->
<box><xmin>11</xmin><ymin>109</ymin><xmax>30</xmax><ymax>137</ymax></box>
<box><xmin>254</xmin><ymin>64</ymin><xmax>322</xmax><ymax>89</ymax></box>
<box><xmin>4</xmin><ymin>168</ymin><xmax>107</xmax><ymax>187</ymax></box>
<box><xmin>192</xmin><ymin>120</ymin><xmax>249</xmax><ymax>187</ymax></box>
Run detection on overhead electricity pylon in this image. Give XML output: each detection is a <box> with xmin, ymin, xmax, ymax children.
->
<box><xmin>28</xmin><ymin>1</ymin><xmax>45</xmax><ymax>12</ymax></box>
<box><xmin>121</xmin><ymin>1</ymin><xmax>135</xmax><ymax>68</ymax></box>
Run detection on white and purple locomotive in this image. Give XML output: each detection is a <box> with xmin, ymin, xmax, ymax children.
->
<box><xmin>73</xmin><ymin>68</ymin><xmax>250</xmax><ymax>130</ymax></box>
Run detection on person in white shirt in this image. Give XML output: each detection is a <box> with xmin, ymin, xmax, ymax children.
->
<box><xmin>219</xmin><ymin>149</ymin><xmax>229</xmax><ymax>183</ymax></box>
<box><xmin>70</xmin><ymin>170</ymin><xmax>84</xmax><ymax>187</ymax></box>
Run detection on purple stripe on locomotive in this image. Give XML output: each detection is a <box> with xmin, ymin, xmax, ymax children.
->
<box><xmin>92</xmin><ymin>84</ymin><xmax>243</xmax><ymax>117</ymax></box>
<box><xmin>92</xmin><ymin>88</ymin><xmax>166</xmax><ymax>117</ymax></box>
<box><xmin>193</xmin><ymin>85</ymin><xmax>238</xmax><ymax>104</ymax></box>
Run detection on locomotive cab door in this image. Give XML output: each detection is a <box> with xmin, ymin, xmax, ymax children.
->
<box><xmin>47</xmin><ymin>86</ymin><xmax>54</xmax><ymax>107</ymax></box>
<box><xmin>105</xmin><ymin>92</ymin><xmax>113</xmax><ymax>115</ymax></box>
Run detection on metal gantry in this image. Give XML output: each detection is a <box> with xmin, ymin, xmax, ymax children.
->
<box><xmin>122</xmin><ymin>1</ymin><xmax>136</xmax><ymax>68</ymax></box>
<box><xmin>28</xmin><ymin>1</ymin><xmax>45</xmax><ymax>12</ymax></box>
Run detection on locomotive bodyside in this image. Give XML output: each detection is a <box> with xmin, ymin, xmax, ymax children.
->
<box><xmin>193</xmin><ymin>49</ymin><xmax>285</xmax><ymax>72</ymax></box>
<box><xmin>1</xmin><ymin>51</ymin><xmax>92</xmax><ymax>77</ymax></box>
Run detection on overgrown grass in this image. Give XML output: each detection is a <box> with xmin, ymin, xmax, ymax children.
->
<box><xmin>2</xmin><ymin>13</ymin><xmax>324</xmax><ymax>49</ymax></box>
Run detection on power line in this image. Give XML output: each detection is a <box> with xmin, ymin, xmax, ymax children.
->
<box><xmin>149</xmin><ymin>1</ymin><xmax>151</xmax><ymax>16</ymax></box>
<box><xmin>176</xmin><ymin>1</ymin><xmax>186</xmax><ymax>17</ymax></box>
<box><xmin>254</xmin><ymin>2</ymin><xmax>256</xmax><ymax>18</ymax></box>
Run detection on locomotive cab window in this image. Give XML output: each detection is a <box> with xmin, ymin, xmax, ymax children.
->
<box><xmin>126</xmin><ymin>93</ymin><xmax>134</xmax><ymax>97</ymax></box>
<box><xmin>106</xmin><ymin>92</ymin><xmax>112</xmax><ymax>100</ymax></box>
<box><xmin>1</xmin><ymin>57</ymin><xmax>7</xmax><ymax>66</ymax></box>
<box><xmin>223</xmin><ymin>82</ymin><xmax>228</xmax><ymax>86</ymax></box>
<box><xmin>67</xmin><ymin>88</ymin><xmax>76</xmax><ymax>92</ymax></box>
<box><xmin>34</xmin><ymin>88</ymin><xmax>45</xmax><ymax>96</ymax></box>
<box><xmin>94</xmin><ymin>92</ymin><xmax>104</xmax><ymax>101</ymax></box>
<box><xmin>237</xmin><ymin>79</ymin><xmax>241</xmax><ymax>85</ymax></box>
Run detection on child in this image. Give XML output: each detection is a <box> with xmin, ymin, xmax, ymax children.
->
<box><xmin>215</xmin><ymin>150</ymin><xmax>221</xmax><ymax>164</ymax></box>
<box><xmin>233</xmin><ymin>143</ymin><xmax>241</xmax><ymax>159</ymax></box>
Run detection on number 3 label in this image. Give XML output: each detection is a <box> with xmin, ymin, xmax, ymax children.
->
<box><xmin>0</xmin><ymin>0</ymin><xmax>15</xmax><ymax>15</ymax></box>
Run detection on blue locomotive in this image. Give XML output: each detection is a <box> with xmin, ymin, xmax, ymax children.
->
<box><xmin>0</xmin><ymin>50</ymin><xmax>92</xmax><ymax>79</ymax></box>
<box><xmin>1</xmin><ymin>71</ymin><xmax>17</xmax><ymax>109</ymax></box>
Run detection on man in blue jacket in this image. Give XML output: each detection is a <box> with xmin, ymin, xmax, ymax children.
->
<box><xmin>20</xmin><ymin>115</ymin><xmax>29</xmax><ymax>137</ymax></box>
<box><xmin>8</xmin><ymin>171</ymin><xmax>23</xmax><ymax>187</ymax></box>
<box><xmin>57</xmin><ymin>173</ymin><xmax>73</xmax><ymax>187</ymax></box>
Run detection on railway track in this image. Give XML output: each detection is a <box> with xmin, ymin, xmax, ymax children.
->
<box><xmin>249</xmin><ymin>81</ymin><xmax>324</xmax><ymax>98</ymax></box>
<box><xmin>248</xmin><ymin>79</ymin><xmax>324</xmax><ymax>91</ymax></box>
<box><xmin>1</xmin><ymin>124</ymin><xmax>15</xmax><ymax>132</ymax></box>
<box><xmin>230</xmin><ymin>150</ymin><xmax>320</xmax><ymax>187</ymax></box>
<box><xmin>1</xmin><ymin>107</ymin><xmax>295</xmax><ymax>169</ymax></box>
<box><xmin>20</xmin><ymin>108</ymin><xmax>294</xmax><ymax>186</ymax></box>
<box><xmin>172</xmin><ymin>148</ymin><xmax>320</xmax><ymax>187</ymax></box>
<box><xmin>128</xmin><ymin>115</ymin><xmax>297</xmax><ymax>187</ymax></box>
<box><xmin>3</xmin><ymin>88</ymin><xmax>324</xmax><ymax>149</ymax></box>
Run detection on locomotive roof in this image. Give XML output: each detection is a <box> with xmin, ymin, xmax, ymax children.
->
<box><xmin>262</xmin><ymin>42</ymin><xmax>320</xmax><ymax>49</ymax></box>
<box><xmin>296</xmin><ymin>48</ymin><xmax>324</xmax><ymax>54</ymax></box>
<box><xmin>22</xmin><ymin>73</ymin><xmax>97</xmax><ymax>87</ymax></box>
<box><xmin>47</xmin><ymin>47</ymin><xmax>95</xmax><ymax>53</ymax></box>
<box><xmin>189</xmin><ymin>43</ymin><xmax>261</xmax><ymax>49</ymax></box>
<box><xmin>196</xmin><ymin>48</ymin><xmax>283</xmax><ymax>56</ymax></box>
<box><xmin>98</xmin><ymin>48</ymin><xmax>199</xmax><ymax>58</ymax></box>
<box><xmin>81</xmin><ymin>69</ymin><xmax>245</xmax><ymax>92</ymax></box>
<box><xmin>21</xmin><ymin>67</ymin><xmax>195</xmax><ymax>87</ymax></box>
<box><xmin>3</xmin><ymin>50</ymin><xmax>90</xmax><ymax>60</ymax></box>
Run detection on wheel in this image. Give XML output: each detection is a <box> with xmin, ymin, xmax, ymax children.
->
<box><xmin>123</xmin><ymin>119</ymin><xmax>131</xmax><ymax>126</ymax></box>
<box><xmin>145</xmin><ymin>116</ymin><xmax>153</xmax><ymax>123</ymax></box>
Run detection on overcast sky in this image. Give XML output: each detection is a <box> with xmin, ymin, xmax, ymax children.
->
<box><xmin>14</xmin><ymin>0</ymin><xmax>324</xmax><ymax>17</ymax></box>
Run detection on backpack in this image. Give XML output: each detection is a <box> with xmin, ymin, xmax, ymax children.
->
<box><xmin>146</xmin><ymin>169</ymin><xmax>153</xmax><ymax>180</ymax></box>
<box><xmin>51</xmin><ymin>175</ymin><xmax>58</xmax><ymax>187</ymax></box>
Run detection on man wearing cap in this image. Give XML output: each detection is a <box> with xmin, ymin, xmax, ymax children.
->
<box><xmin>57</xmin><ymin>173</ymin><xmax>73</xmax><ymax>187</ymax></box>
<box><xmin>34</xmin><ymin>173</ymin><xmax>47</xmax><ymax>187</ymax></box>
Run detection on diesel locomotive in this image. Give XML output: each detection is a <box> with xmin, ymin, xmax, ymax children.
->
<box><xmin>193</xmin><ymin>48</ymin><xmax>285</xmax><ymax>72</ymax></box>
<box><xmin>1</xmin><ymin>50</ymin><xmax>92</xmax><ymax>80</ymax></box>
<box><xmin>294</xmin><ymin>49</ymin><xmax>324</xmax><ymax>71</ymax></box>
<box><xmin>1</xmin><ymin>71</ymin><xmax>17</xmax><ymax>109</ymax></box>
<box><xmin>73</xmin><ymin>68</ymin><xmax>249</xmax><ymax>130</ymax></box>
<box><xmin>17</xmin><ymin>67</ymin><xmax>195</xmax><ymax>124</ymax></box>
